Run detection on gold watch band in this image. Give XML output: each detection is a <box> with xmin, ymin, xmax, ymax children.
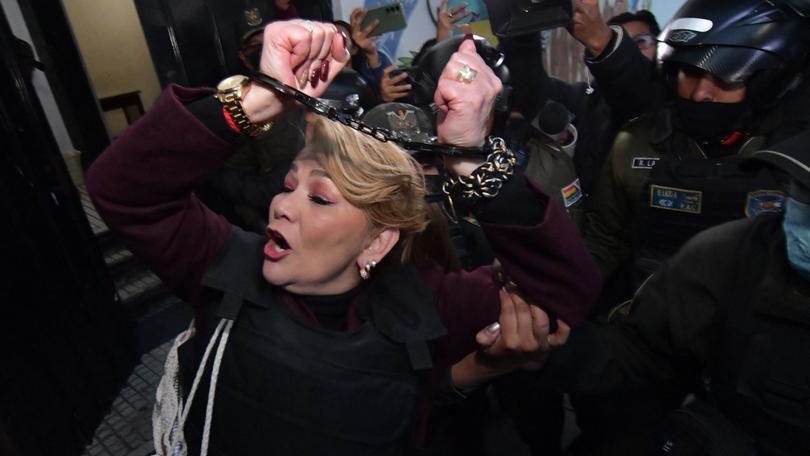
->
<box><xmin>215</xmin><ymin>75</ymin><xmax>273</xmax><ymax>137</ymax></box>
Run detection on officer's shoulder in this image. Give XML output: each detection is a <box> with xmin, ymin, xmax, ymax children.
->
<box><xmin>680</xmin><ymin>214</ymin><xmax>781</xmax><ymax>259</ymax></box>
<box><xmin>609</xmin><ymin>114</ymin><xmax>656</xmax><ymax>156</ymax></box>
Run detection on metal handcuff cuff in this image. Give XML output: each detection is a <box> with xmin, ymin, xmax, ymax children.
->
<box><xmin>250</xmin><ymin>72</ymin><xmax>517</xmax><ymax>208</ymax></box>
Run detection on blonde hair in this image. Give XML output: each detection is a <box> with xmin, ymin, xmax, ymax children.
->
<box><xmin>303</xmin><ymin>116</ymin><xmax>429</xmax><ymax>262</ymax></box>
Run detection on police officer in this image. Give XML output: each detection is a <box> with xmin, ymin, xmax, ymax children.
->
<box><xmin>537</xmin><ymin>129</ymin><xmax>810</xmax><ymax>456</ymax></box>
<box><xmin>585</xmin><ymin>0</ymin><xmax>810</xmax><ymax>288</ymax></box>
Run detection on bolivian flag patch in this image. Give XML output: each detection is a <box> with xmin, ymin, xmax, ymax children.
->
<box><xmin>744</xmin><ymin>190</ymin><xmax>784</xmax><ymax>218</ymax></box>
<box><xmin>561</xmin><ymin>179</ymin><xmax>583</xmax><ymax>208</ymax></box>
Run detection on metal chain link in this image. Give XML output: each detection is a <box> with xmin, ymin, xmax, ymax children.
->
<box><xmin>442</xmin><ymin>137</ymin><xmax>517</xmax><ymax>205</ymax></box>
<box><xmin>251</xmin><ymin>72</ymin><xmax>490</xmax><ymax>158</ymax></box>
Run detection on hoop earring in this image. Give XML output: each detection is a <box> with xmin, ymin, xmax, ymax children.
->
<box><xmin>359</xmin><ymin>260</ymin><xmax>377</xmax><ymax>280</ymax></box>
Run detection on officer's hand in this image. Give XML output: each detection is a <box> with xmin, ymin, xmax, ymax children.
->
<box><xmin>380</xmin><ymin>65</ymin><xmax>412</xmax><ymax>102</ymax></box>
<box><xmin>570</xmin><ymin>0</ymin><xmax>614</xmax><ymax>57</ymax></box>
<box><xmin>242</xmin><ymin>20</ymin><xmax>350</xmax><ymax>124</ymax></box>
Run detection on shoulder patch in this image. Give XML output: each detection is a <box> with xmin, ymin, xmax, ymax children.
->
<box><xmin>561</xmin><ymin>178</ymin><xmax>583</xmax><ymax>208</ymax></box>
<box><xmin>632</xmin><ymin>157</ymin><xmax>659</xmax><ymax>169</ymax></box>
<box><xmin>649</xmin><ymin>184</ymin><xmax>702</xmax><ymax>214</ymax></box>
<box><xmin>744</xmin><ymin>190</ymin><xmax>785</xmax><ymax>218</ymax></box>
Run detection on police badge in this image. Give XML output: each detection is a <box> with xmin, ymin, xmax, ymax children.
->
<box><xmin>245</xmin><ymin>7</ymin><xmax>263</xmax><ymax>27</ymax></box>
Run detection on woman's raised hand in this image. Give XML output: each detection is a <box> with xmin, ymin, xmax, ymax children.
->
<box><xmin>434</xmin><ymin>37</ymin><xmax>502</xmax><ymax>149</ymax></box>
<box><xmin>242</xmin><ymin>19</ymin><xmax>351</xmax><ymax>124</ymax></box>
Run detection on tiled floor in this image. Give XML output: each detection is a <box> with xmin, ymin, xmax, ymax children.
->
<box><xmin>77</xmin><ymin>184</ymin><xmax>109</xmax><ymax>236</ymax></box>
<box><xmin>81</xmin><ymin>342</ymin><xmax>171</xmax><ymax>456</ymax></box>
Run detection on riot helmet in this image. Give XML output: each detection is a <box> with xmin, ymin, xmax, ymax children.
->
<box><xmin>658</xmin><ymin>0</ymin><xmax>810</xmax><ymax>107</ymax></box>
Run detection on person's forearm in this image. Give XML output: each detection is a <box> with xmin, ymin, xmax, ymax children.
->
<box><xmin>586</xmin><ymin>27</ymin><xmax>661</xmax><ymax>125</ymax></box>
<box><xmin>477</xmin><ymin>177</ymin><xmax>601</xmax><ymax>327</ymax></box>
<box><xmin>364</xmin><ymin>49</ymin><xmax>381</xmax><ymax>69</ymax></box>
<box><xmin>86</xmin><ymin>85</ymin><xmax>234</xmax><ymax>302</ymax></box>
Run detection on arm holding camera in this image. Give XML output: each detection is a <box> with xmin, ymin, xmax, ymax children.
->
<box><xmin>570</xmin><ymin>0</ymin><xmax>614</xmax><ymax>58</ymax></box>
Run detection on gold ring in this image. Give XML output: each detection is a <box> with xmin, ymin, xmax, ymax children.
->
<box><xmin>456</xmin><ymin>63</ymin><xmax>477</xmax><ymax>84</ymax></box>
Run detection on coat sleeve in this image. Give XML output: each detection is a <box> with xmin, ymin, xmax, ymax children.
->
<box><xmin>583</xmin><ymin>138</ymin><xmax>634</xmax><ymax>277</ymax></box>
<box><xmin>85</xmin><ymin>85</ymin><xmax>237</xmax><ymax>303</ymax></box>
<box><xmin>537</xmin><ymin>220</ymin><xmax>745</xmax><ymax>392</ymax></box>
<box><xmin>427</xmin><ymin>175</ymin><xmax>602</xmax><ymax>365</ymax></box>
<box><xmin>586</xmin><ymin>26</ymin><xmax>666</xmax><ymax>127</ymax></box>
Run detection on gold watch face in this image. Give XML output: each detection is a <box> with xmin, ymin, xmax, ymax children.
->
<box><xmin>217</xmin><ymin>74</ymin><xmax>249</xmax><ymax>93</ymax></box>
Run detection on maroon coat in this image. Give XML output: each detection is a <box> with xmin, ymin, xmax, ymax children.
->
<box><xmin>86</xmin><ymin>85</ymin><xmax>599</xmax><ymax>364</ymax></box>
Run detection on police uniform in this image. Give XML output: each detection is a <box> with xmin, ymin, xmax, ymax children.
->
<box><xmin>584</xmin><ymin>109</ymin><xmax>784</xmax><ymax>280</ymax></box>
<box><xmin>541</xmin><ymin>213</ymin><xmax>810</xmax><ymax>456</ymax></box>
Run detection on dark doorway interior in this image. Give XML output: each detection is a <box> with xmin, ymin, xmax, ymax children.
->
<box><xmin>134</xmin><ymin>0</ymin><xmax>333</xmax><ymax>88</ymax></box>
<box><xmin>0</xmin><ymin>4</ymin><xmax>136</xmax><ymax>455</ymax></box>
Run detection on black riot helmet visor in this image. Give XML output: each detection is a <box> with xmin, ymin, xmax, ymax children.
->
<box><xmin>658</xmin><ymin>0</ymin><xmax>810</xmax><ymax>100</ymax></box>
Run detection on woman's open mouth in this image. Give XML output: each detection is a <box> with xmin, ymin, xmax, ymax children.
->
<box><xmin>264</xmin><ymin>228</ymin><xmax>291</xmax><ymax>260</ymax></box>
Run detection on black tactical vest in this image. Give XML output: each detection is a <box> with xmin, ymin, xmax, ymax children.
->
<box><xmin>633</xmin><ymin>155</ymin><xmax>784</xmax><ymax>281</ymax></box>
<box><xmin>710</xmin><ymin>218</ymin><xmax>810</xmax><ymax>456</ymax></box>
<box><xmin>179</xmin><ymin>228</ymin><xmax>447</xmax><ymax>456</ymax></box>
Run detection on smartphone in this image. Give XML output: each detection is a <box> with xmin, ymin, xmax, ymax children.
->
<box><xmin>388</xmin><ymin>67</ymin><xmax>413</xmax><ymax>85</ymax></box>
<box><xmin>360</xmin><ymin>2</ymin><xmax>407</xmax><ymax>36</ymax></box>
<box><xmin>448</xmin><ymin>0</ymin><xmax>490</xmax><ymax>24</ymax></box>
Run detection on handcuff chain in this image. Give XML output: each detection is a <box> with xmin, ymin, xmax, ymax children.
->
<box><xmin>251</xmin><ymin>72</ymin><xmax>489</xmax><ymax>158</ymax></box>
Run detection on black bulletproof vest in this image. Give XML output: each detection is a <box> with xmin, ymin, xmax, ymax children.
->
<box><xmin>179</xmin><ymin>228</ymin><xmax>447</xmax><ymax>456</ymax></box>
<box><xmin>633</xmin><ymin>155</ymin><xmax>784</xmax><ymax>280</ymax></box>
<box><xmin>710</xmin><ymin>220</ymin><xmax>810</xmax><ymax>456</ymax></box>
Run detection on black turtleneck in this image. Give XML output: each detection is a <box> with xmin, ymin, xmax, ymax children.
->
<box><xmin>296</xmin><ymin>284</ymin><xmax>366</xmax><ymax>331</ymax></box>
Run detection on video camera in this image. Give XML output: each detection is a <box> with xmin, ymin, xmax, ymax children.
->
<box><xmin>483</xmin><ymin>0</ymin><xmax>574</xmax><ymax>38</ymax></box>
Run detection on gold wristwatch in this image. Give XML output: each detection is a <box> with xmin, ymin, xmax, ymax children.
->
<box><xmin>214</xmin><ymin>75</ymin><xmax>273</xmax><ymax>137</ymax></box>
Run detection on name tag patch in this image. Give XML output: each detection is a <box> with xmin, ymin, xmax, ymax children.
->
<box><xmin>561</xmin><ymin>178</ymin><xmax>583</xmax><ymax>208</ymax></box>
<box><xmin>649</xmin><ymin>185</ymin><xmax>702</xmax><ymax>214</ymax></box>
<box><xmin>744</xmin><ymin>190</ymin><xmax>785</xmax><ymax>218</ymax></box>
<box><xmin>632</xmin><ymin>157</ymin><xmax>659</xmax><ymax>169</ymax></box>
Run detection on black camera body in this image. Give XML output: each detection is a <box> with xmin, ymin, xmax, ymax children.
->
<box><xmin>484</xmin><ymin>0</ymin><xmax>574</xmax><ymax>37</ymax></box>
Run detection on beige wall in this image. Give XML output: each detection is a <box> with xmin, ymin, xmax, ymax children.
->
<box><xmin>63</xmin><ymin>0</ymin><xmax>161</xmax><ymax>136</ymax></box>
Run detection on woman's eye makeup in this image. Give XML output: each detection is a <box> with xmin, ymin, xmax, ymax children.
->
<box><xmin>308</xmin><ymin>194</ymin><xmax>333</xmax><ymax>205</ymax></box>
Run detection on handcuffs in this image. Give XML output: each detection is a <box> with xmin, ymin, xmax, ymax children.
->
<box><xmin>251</xmin><ymin>72</ymin><xmax>492</xmax><ymax>159</ymax></box>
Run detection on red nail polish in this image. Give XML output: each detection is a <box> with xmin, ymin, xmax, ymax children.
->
<box><xmin>464</xmin><ymin>33</ymin><xmax>473</xmax><ymax>41</ymax></box>
<box><xmin>320</xmin><ymin>60</ymin><xmax>329</xmax><ymax>81</ymax></box>
<box><xmin>310</xmin><ymin>68</ymin><xmax>320</xmax><ymax>87</ymax></box>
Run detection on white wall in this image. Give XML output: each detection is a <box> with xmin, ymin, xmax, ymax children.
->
<box><xmin>62</xmin><ymin>0</ymin><xmax>161</xmax><ymax>136</ymax></box>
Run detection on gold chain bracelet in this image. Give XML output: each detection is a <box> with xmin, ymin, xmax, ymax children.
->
<box><xmin>442</xmin><ymin>137</ymin><xmax>517</xmax><ymax>208</ymax></box>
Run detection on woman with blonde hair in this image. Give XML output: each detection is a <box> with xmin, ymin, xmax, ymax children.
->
<box><xmin>87</xmin><ymin>20</ymin><xmax>599</xmax><ymax>456</ymax></box>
